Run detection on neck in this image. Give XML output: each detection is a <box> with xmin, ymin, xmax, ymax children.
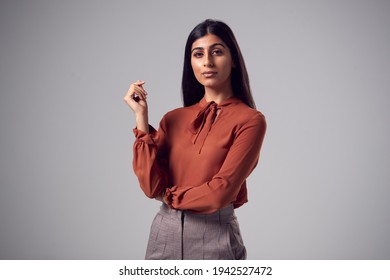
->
<box><xmin>203</xmin><ymin>85</ymin><xmax>234</xmax><ymax>104</ymax></box>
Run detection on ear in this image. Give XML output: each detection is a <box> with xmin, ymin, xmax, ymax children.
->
<box><xmin>232</xmin><ymin>60</ymin><xmax>236</xmax><ymax>68</ymax></box>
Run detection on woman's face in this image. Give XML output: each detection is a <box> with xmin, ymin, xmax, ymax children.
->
<box><xmin>191</xmin><ymin>33</ymin><xmax>234</xmax><ymax>92</ymax></box>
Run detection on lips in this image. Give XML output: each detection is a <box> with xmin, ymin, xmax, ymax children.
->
<box><xmin>202</xmin><ymin>71</ymin><xmax>217</xmax><ymax>78</ymax></box>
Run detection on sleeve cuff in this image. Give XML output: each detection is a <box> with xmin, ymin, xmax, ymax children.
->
<box><xmin>164</xmin><ymin>186</ymin><xmax>177</xmax><ymax>207</ymax></box>
<box><xmin>133</xmin><ymin>125</ymin><xmax>158</xmax><ymax>144</ymax></box>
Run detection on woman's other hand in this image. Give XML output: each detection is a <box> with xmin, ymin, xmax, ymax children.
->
<box><xmin>124</xmin><ymin>80</ymin><xmax>148</xmax><ymax>114</ymax></box>
<box><xmin>124</xmin><ymin>80</ymin><xmax>149</xmax><ymax>133</ymax></box>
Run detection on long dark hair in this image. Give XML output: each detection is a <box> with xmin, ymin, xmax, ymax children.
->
<box><xmin>181</xmin><ymin>19</ymin><xmax>256</xmax><ymax>109</ymax></box>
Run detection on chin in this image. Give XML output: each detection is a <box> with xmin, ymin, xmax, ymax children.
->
<box><xmin>201</xmin><ymin>80</ymin><xmax>218</xmax><ymax>88</ymax></box>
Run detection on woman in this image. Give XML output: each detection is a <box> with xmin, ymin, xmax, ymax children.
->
<box><xmin>124</xmin><ymin>19</ymin><xmax>266</xmax><ymax>260</ymax></box>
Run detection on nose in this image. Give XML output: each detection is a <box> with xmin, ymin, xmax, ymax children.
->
<box><xmin>203</xmin><ymin>53</ymin><xmax>214</xmax><ymax>67</ymax></box>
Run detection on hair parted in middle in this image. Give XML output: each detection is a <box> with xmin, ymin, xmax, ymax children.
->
<box><xmin>181</xmin><ymin>19</ymin><xmax>256</xmax><ymax>109</ymax></box>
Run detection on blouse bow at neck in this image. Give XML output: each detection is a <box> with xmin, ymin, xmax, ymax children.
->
<box><xmin>189</xmin><ymin>101</ymin><xmax>218</xmax><ymax>151</ymax></box>
<box><xmin>189</xmin><ymin>96</ymin><xmax>240</xmax><ymax>153</ymax></box>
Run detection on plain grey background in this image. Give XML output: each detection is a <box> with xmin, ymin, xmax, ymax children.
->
<box><xmin>1</xmin><ymin>0</ymin><xmax>389</xmax><ymax>259</ymax></box>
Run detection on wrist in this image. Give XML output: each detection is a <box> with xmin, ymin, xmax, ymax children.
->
<box><xmin>135</xmin><ymin>113</ymin><xmax>149</xmax><ymax>133</ymax></box>
<box><xmin>135</xmin><ymin>115</ymin><xmax>148</xmax><ymax>123</ymax></box>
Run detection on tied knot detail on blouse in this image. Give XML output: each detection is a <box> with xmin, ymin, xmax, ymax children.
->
<box><xmin>190</xmin><ymin>101</ymin><xmax>218</xmax><ymax>153</ymax></box>
<box><xmin>133</xmin><ymin>96</ymin><xmax>266</xmax><ymax>214</ymax></box>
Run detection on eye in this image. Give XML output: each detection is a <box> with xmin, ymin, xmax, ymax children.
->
<box><xmin>211</xmin><ymin>49</ymin><xmax>223</xmax><ymax>55</ymax></box>
<box><xmin>193</xmin><ymin>52</ymin><xmax>203</xmax><ymax>58</ymax></box>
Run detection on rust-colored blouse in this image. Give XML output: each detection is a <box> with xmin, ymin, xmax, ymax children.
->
<box><xmin>133</xmin><ymin>96</ymin><xmax>266</xmax><ymax>214</ymax></box>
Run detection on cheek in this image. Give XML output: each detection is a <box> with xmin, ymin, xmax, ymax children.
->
<box><xmin>191</xmin><ymin>60</ymin><xmax>201</xmax><ymax>75</ymax></box>
<box><xmin>223</xmin><ymin>60</ymin><xmax>233</xmax><ymax>76</ymax></box>
<box><xmin>224</xmin><ymin>58</ymin><xmax>233</xmax><ymax>69</ymax></box>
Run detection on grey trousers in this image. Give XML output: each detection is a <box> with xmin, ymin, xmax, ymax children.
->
<box><xmin>145</xmin><ymin>203</ymin><xmax>247</xmax><ymax>260</ymax></box>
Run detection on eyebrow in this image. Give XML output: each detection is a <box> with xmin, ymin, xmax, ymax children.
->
<box><xmin>191</xmin><ymin>43</ymin><xmax>226</xmax><ymax>53</ymax></box>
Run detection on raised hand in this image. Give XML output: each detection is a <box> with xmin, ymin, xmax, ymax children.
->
<box><xmin>124</xmin><ymin>80</ymin><xmax>149</xmax><ymax>133</ymax></box>
<box><xmin>124</xmin><ymin>80</ymin><xmax>148</xmax><ymax>114</ymax></box>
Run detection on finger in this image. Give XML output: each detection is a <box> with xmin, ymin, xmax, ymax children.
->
<box><xmin>133</xmin><ymin>80</ymin><xmax>145</xmax><ymax>87</ymax></box>
<box><xmin>128</xmin><ymin>83</ymin><xmax>148</xmax><ymax>96</ymax></box>
<box><xmin>132</xmin><ymin>86</ymin><xmax>147</xmax><ymax>97</ymax></box>
<box><xmin>124</xmin><ymin>87</ymin><xmax>140</xmax><ymax>100</ymax></box>
<box><xmin>126</xmin><ymin>87</ymin><xmax>146</xmax><ymax>101</ymax></box>
<box><xmin>128</xmin><ymin>81</ymin><xmax>142</xmax><ymax>91</ymax></box>
<box><xmin>124</xmin><ymin>93</ymin><xmax>142</xmax><ymax>105</ymax></box>
<box><xmin>134</xmin><ymin>91</ymin><xmax>146</xmax><ymax>101</ymax></box>
<box><xmin>133</xmin><ymin>87</ymin><xmax>148</xmax><ymax>98</ymax></box>
<box><xmin>125</xmin><ymin>90</ymin><xmax>146</xmax><ymax>104</ymax></box>
<box><xmin>136</xmin><ymin>84</ymin><xmax>148</xmax><ymax>95</ymax></box>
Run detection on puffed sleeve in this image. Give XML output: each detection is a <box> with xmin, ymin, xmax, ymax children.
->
<box><xmin>132</xmin><ymin>122</ymin><xmax>169</xmax><ymax>198</ymax></box>
<box><xmin>164</xmin><ymin>113</ymin><xmax>266</xmax><ymax>213</ymax></box>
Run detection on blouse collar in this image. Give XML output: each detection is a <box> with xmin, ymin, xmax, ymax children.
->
<box><xmin>197</xmin><ymin>95</ymin><xmax>242</xmax><ymax>108</ymax></box>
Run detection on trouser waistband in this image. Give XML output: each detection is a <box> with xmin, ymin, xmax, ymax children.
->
<box><xmin>159</xmin><ymin>203</ymin><xmax>235</xmax><ymax>223</ymax></box>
